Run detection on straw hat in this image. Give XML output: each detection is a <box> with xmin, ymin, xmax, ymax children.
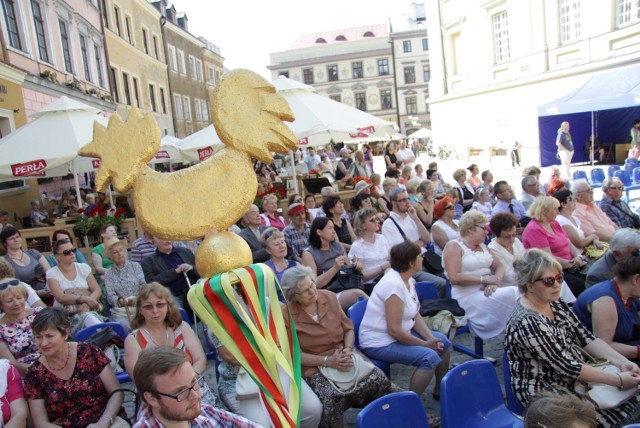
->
<box><xmin>102</xmin><ymin>236</ymin><xmax>127</xmax><ymax>258</ymax></box>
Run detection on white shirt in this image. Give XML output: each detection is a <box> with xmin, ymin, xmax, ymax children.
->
<box><xmin>46</xmin><ymin>263</ymin><xmax>92</xmax><ymax>308</ymax></box>
<box><xmin>348</xmin><ymin>235</ymin><xmax>391</xmax><ymax>283</ymax></box>
<box><xmin>382</xmin><ymin>211</ymin><xmax>424</xmax><ymax>253</ymax></box>
<box><xmin>359</xmin><ymin>269</ymin><xmax>419</xmax><ymax>349</ymax></box>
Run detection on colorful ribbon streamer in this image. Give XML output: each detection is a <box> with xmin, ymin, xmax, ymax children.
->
<box><xmin>188</xmin><ymin>264</ymin><xmax>301</xmax><ymax>428</ymax></box>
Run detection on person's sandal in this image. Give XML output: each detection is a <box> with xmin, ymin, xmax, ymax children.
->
<box><xmin>428</xmin><ymin>415</ymin><xmax>441</xmax><ymax>427</ymax></box>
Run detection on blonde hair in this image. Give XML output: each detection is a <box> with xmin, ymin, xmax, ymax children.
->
<box><xmin>458</xmin><ymin>210</ymin><xmax>488</xmax><ymax>236</ymax></box>
<box><xmin>382</xmin><ymin>178</ymin><xmax>397</xmax><ymax>191</ymax></box>
<box><xmin>453</xmin><ymin>168</ymin><xmax>466</xmax><ymax>182</ymax></box>
<box><xmin>0</xmin><ymin>278</ymin><xmax>27</xmax><ymax>308</ymax></box>
<box><xmin>527</xmin><ymin>196</ymin><xmax>559</xmax><ymax>222</ymax></box>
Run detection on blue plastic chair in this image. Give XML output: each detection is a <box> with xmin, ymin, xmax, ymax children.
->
<box><xmin>347</xmin><ymin>299</ymin><xmax>391</xmax><ymax>378</ymax></box>
<box><xmin>608</xmin><ymin>165</ymin><xmax>621</xmax><ymax>178</ymax></box>
<box><xmin>178</xmin><ymin>307</ymin><xmax>190</xmax><ymax>324</ymax></box>
<box><xmin>590</xmin><ymin>167</ymin><xmax>605</xmax><ymax>188</ymax></box>
<box><xmin>75</xmin><ymin>322</ymin><xmax>131</xmax><ymax>384</ymax></box>
<box><xmin>625</xmin><ymin>162</ymin><xmax>635</xmax><ymax>177</ymax></box>
<box><xmin>441</xmin><ymin>360</ymin><xmax>523</xmax><ymax>428</ymax></box>
<box><xmin>625</xmin><ymin>157</ymin><xmax>639</xmax><ymax>167</ymax></box>
<box><xmin>502</xmin><ymin>352</ymin><xmax>525</xmax><ymax>417</ymax></box>
<box><xmin>356</xmin><ymin>391</ymin><xmax>429</xmax><ymax>427</ymax></box>
<box><xmin>572</xmin><ymin>170</ymin><xmax>588</xmax><ymax>182</ymax></box>
<box><xmin>633</xmin><ymin>167</ymin><xmax>640</xmax><ymax>185</ymax></box>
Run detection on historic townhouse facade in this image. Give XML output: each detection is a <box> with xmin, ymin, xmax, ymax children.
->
<box><xmin>100</xmin><ymin>0</ymin><xmax>174</xmax><ymax>136</ymax></box>
<box><xmin>425</xmin><ymin>0</ymin><xmax>640</xmax><ymax>160</ymax></box>
<box><xmin>269</xmin><ymin>24</ymin><xmax>398</xmax><ymax>127</ymax></box>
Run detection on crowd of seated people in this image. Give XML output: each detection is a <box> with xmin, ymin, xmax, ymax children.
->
<box><xmin>3</xmin><ymin>142</ymin><xmax>640</xmax><ymax>426</ymax></box>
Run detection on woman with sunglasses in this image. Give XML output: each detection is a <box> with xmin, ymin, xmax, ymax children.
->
<box><xmin>572</xmin><ymin>250</ymin><xmax>640</xmax><ymax>360</ymax></box>
<box><xmin>430</xmin><ymin>197</ymin><xmax>460</xmax><ymax>257</ymax></box>
<box><xmin>45</xmin><ymin>229</ymin><xmax>88</xmax><ymax>268</ymax></box>
<box><xmin>1</xmin><ymin>226</ymin><xmax>52</xmax><ymax>302</ymax></box>
<box><xmin>261</xmin><ymin>227</ymin><xmax>297</xmax><ymax>302</ymax></box>
<box><xmin>349</xmin><ymin>208</ymin><xmax>390</xmax><ymax>294</ymax></box>
<box><xmin>552</xmin><ymin>189</ymin><xmax>606</xmax><ymax>252</ymax></box>
<box><xmin>45</xmin><ymin>239</ymin><xmax>103</xmax><ymax>337</ymax></box>
<box><xmin>442</xmin><ymin>211</ymin><xmax>518</xmax><ymax>341</ymax></box>
<box><xmin>0</xmin><ymin>279</ymin><xmax>44</xmax><ymax>375</ymax></box>
<box><xmin>24</xmin><ymin>308</ymin><xmax>127</xmax><ymax>427</ymax></box>
<box><xmin>505</xmin><ymin>249</ymin><xmax>640</xmax><ymax>427</ymax></box>
<box><xmin>522</xmin><ymin>196</ymin><xmax>587</xmax><ymax>297</ymax></box>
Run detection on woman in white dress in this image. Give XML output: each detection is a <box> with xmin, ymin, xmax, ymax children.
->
<box><xmin>488</xmin><ymin>212</ymin><xmax>575</xmax><ymax>303</ymax></box>
<box><xmin>431</xmin><ymin>197</ymin><xmax>460</xmax><ymax>257</ymax></box>
<box><xmin>442</xmin><ymin>211</ymin><xmax>519</xmax><ymax>340</ymax></box>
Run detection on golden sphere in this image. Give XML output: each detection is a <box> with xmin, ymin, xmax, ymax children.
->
<box><xmin>195</xmin><ymin>231</ymin><xmax>253</xmax><ymax>278</ymax></box>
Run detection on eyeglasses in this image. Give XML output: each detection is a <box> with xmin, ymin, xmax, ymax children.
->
<box><xmin>395</xmin><ymin>198</ymin><xmax>409</xmax><ymax>203</ymax></box>
<box><xmin>57</xmin><ymin>248</ymin><xmax>76</xmax><ymax>256</ymax></box>
<box><xmin>474</xmin><ymin>224</ymin><xmax>487</xmax><ymax>233</ymax></box>
<box><xmin>577</xmin><ymin>188</ymin><xmax>593</xmax><ymax>193</ymax></box>
<box><xmin>140</xmin><ymin>302</ymin><xmax>168</xmax><ymax>311</ymax></box>
<box><xmin>608</xmin><ymin>186</ymin><xmax>624</xmax><ymax>191</ymax></box>
<box><xmin>534</xmin><ymin>273</ymin><xmax>564</xmax><ymax>287</ymax></box>
<box><xmin>0</xmin><ymin>279</ymin><xmax>20</xmax><ymax>291</ymax></box>
<box><xmin>295</xmin><ymin>281</ymin><xmax>317</xmax><ymax>296</ymax></box>
<box><xmin>155</xmin><ymin>374</ymin><xmax>204</xmax><ymax>402</ymax></box>
<box><xmin>444</xmin><ymin>205</ymin><xmax>455</xmax><ymax>210</ymax></box>
<box><xmin>499</xmin><ymin>233</ymin><xmax>517</xmax><ymax>239</ymax></box>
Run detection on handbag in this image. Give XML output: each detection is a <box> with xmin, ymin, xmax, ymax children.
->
<box><xmin>325</xmin><ymin>268</ymin><xmax>363</xmax><ymax>293</ymax></box>
<box><xmin>318</xmin><ymin>352</ymin><xmax>375</xmax><ymax>393</ymax></box>
<box><xmin>571</xmin><ymin>345</ymin><xmax>638</xmax><ymax>409</ymax></box>
<box><xmin>86</xmin><ymin>326</ymin><xmax>124</xmax><ymax>350</ymax></box>
<box><xmin>63</xmin><ymin>287</ymin><xmax>104</xmax><ymax>315</ymax></box>
<box><xmin>236</xmin><ymin>368</ymin><xmax>260</xmax><ymax>400</ymax></box>
<box><xmin>584</xmin><ymin>242</ymin><xmax>609</xmax><ymax>260</ymax></box>
<box><xmin>388</xmin><ymin>216</ymin><xmax>444</xmax><ymax>275</ymax></box>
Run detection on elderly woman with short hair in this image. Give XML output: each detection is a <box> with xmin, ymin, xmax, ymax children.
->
<box><xmin>522</xmin><ymin>196</ymin><xmax>587</xmax><ymax>297</ymax></box>
<box><xmin>260</xmin><ymin>194</ymin><xmax>286</xmax><ymax>231</ymax></box>
<box><xmin>505</xmin><ymin>249</ymin><xmax>640</xmax><ymax>427</ymax></box>
<box><xmin>405</xmin><ymin>178</ymin><xmax>421</xmax><ymax>203</ymax></box>
<box><xmin>443</xmin><ymin>211</ymin><xmax>519</xmax><ymax>340</ymax></box>
<box><xmin>281</xmin><ymin>266</ymin><xmax>397</xmax><ymax>428</ymax></box>
<box><xmin>335</xmin><ymin>148</ymin><xmax>354</xmax><ymax>184</ymax></box>
<box><xmin>103</xmin><ymin>237</ymin><xmax>145</xmax><ymax>331</ymax></box>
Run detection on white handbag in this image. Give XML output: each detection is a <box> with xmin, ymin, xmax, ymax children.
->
<box><xmin>236</xmin><ymin>368</ymin><xmax>260</xmax><ymax>400</ymax></box>
<box><xmin>318</xmin><ymin>352</ymin><xmax>375</xmax><ymax>393</ymax></box>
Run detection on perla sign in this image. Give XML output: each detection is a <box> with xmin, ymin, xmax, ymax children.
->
<box><xmin>11</xmin><ymin>159</ymin><xmax>47</xmax><ymax>176</ymax></box>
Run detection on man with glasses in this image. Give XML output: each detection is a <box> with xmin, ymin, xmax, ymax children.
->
<box><xmin>520</xmin><ymin>175</ymin><xmax>541</xmax><ymax>211</ymax></box>
<box><xmin>572</xmin><ymin>179</ymin><xmax>617</xmax><ymax>242</ymax></box>
<box><xmin>382</xmin><ymin>187</ymin><xmax>447</xmax><ymax>295</ymax></box>
<box><xmin>599</xmin><ymin>177</ymin><xmax>640</xmax><ymax>229</ymax></box>
<box><xmin>133</xmin><ymin>346</ymin><xmax>259</xmax><ymax>427</ymax></box>
<box><xmin>491</xmin><ymin>181</ymin><xmax>529</xmax><ymax>225</ymax></box>
<box><xmin>238</xmin><ymin>205</ymin><xmax>269</xmax><ymax>263</ymax></box>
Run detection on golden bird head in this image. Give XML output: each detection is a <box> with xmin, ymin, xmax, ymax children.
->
<box><xmin>78</xmin><ymin>109</ymin><xmax>161</xmax><ymax>193</ymax></box>
<box><xmin>210</xmin><ymin>70</ymin><xmax>298</xmax><ymax>163</ymax></box>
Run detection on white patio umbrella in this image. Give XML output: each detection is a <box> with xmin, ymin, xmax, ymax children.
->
<box><xmin>178</xmin><ymin>124</ymin><xmax>225</xmax><ymax>162</ymax></box>
<box><xmin>149</xmin><ymin>135</ymin><xmax>184</xmax><ymax>164</ymax></box>
<box><xmin>272</xmin><ymin>75</ymin><xmax>398</xmax><ymax>147</ymax></box>
<box><xmin>0</xmin><ymin>96</ymin><xmax>108</xmax><ymax>208</ymax></box>
<box><xmin>409</xmin><ymin>128</ymin><xmax>432</xmax><ymax>139</ymax></box>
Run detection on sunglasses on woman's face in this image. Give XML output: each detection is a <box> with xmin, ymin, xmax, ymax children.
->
<box><xmin>535</xmin><ymin>273</ymin><xmax>564</xmax><ymax>287</ymax></box>
<box><xmin>0</xmin><ymin>279</ymin><xmax>20</xmax><ymax>291</ymax></box>
<box><xmin>58</xmin><ymin>248</ymin><xmax>75</xmax><ymax>256</ymax></box>
<box><xmin>444</xmin><ymin>205</ymin><xmax>454</xmax><ymax>210</ymax></box>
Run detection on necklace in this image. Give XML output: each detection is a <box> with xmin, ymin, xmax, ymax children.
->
<box><xmin>142</xmin><ymin>327</ymin><xmax>170</xmax><ymax>347</ymax></box>
<box><xmin>45</xmin><ymin>343</ymin><xmax>70</xmax><ymax>371</ymax></box>
<box><xmin>7</xmin><ymin>250</ymin><xmax>24</xmax><ymax>263</ymax></box>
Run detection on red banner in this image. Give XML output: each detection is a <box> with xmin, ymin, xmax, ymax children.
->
<box><xmin>198</xmin><ymin>146</ymin><xmax>213</xmax><ymax>161</ymax></box>
<box><xmin>299</xmin><ymin>137</ymin><xmax>308</xmax><ymax>145</ymax></box>
<box><xmin>92</xmin><ymin>159</ymin><xmax>101</xmax><ymax>168</ymax></box>
<box><xmin>155</xmin><ymin>150</ymin><xmax>170</xmax><ymax>159</ymax></box>
<box><xmin>349</xmin><ymin>126</ymin><xmax>375</xmax><ymax>138</ymax></box>
<box><xmin>11</xmin><ymin>159</ymin><xmax>47</xmax><ymax>176</ymax></box>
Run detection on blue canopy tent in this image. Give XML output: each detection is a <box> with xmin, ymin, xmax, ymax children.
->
<box><xmin>537</xmin><ymin>64</ymin><xmax>640</xmax><ymax>167</ymax></box>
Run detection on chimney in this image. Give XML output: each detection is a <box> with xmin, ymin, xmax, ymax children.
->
<box><xmin>411</xmin><ymin>3</ymin><xmax>426</xmax><ymax>22</ymax></box>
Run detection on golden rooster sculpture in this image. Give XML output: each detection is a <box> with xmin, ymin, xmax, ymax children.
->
<box><xmin>79</xmin><ymin>70</ymin><xmax>298</xmax><ymax>276</ymax></box>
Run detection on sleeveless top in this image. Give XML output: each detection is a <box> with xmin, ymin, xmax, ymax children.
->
<box><xmin>572</xmin><ymin>280</ymin><xmax>640</xmax><ymax>343</ymax></box>
<box><xmin>450</xmin><ymin>240</ymin><xmax>493</xmax><ymax>299</ymax></box>
<box><xmin>132</xmin><ymin>326</ymin><xmax>193</xmax><ymax>363</ymax></box>
<box><xmin>431</xmin><ymin>220</ymin><xmax>460</xmax><ymax>256</ymax></box>
<box><xmin>4</xmin><ymin>249</ymin><xmax>42</xmax><ymax>283</ymax></box>
<box><xmin>386</xmin><ymin>152</ymin><xmax>397</xmax><ymax>166</ymax></box>
<box><xmin>332</xmin><ymin>219</ymin><xmax>352</xmax><ymax>245</ymax></box>
<box><xmin>304</xmin><ymin>241</ymin><xmax>344</xmax><ymax>275</ymax></box>
<box><xmin>335</xmin><ymin>159</ymin><xmax>353</xmax><ymax>180</ymax></box>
